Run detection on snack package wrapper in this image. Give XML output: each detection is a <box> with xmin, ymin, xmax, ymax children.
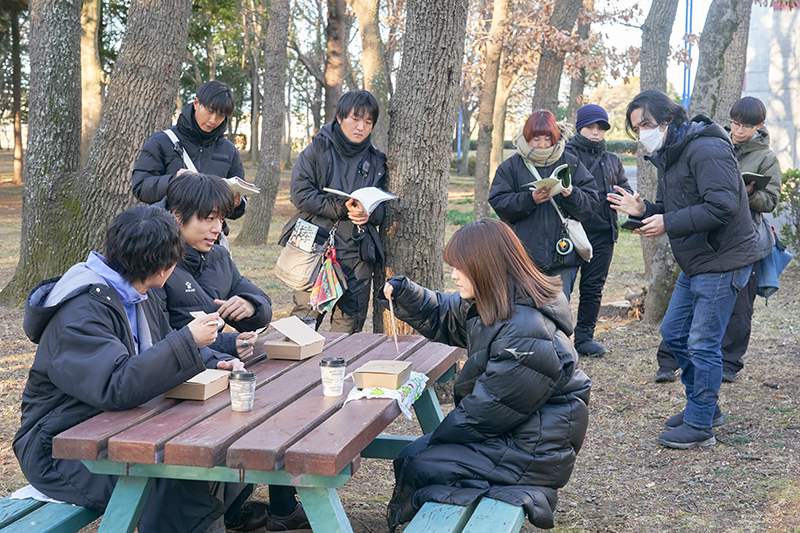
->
<box><xmin>343</xmin><ymin>371</ymin><xmax>429</xmax><ymax>419</ymax></box>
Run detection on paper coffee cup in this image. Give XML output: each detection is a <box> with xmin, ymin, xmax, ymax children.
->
<box><xmin>320</xmin><ymin>357</ymin><xmax>346</xmax><ymax>396</ymax></box>
<box><xmin>229</xmin><ymin>370</ymin><xmax>256</xmax><ymax>411</ymax></box>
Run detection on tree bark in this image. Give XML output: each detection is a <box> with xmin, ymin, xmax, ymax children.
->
<box><xmin>531</xmin><ymin>0</ymin><xmax>583</xmax><ymax>115</ymax></box>
<box><xmin>235</xmin><ymin>0</ymin><xmax>290</xmax><ymax>245</ymax></box>
<box><xmin>458</xmin><ymin>103</ymin><xmax>472</xmax><ymax>177</ymax></box>
<box><xmin>2</xmin><ymin>0</ymin><xmax>82</xmax><ymax>302</ymax></box>
<box><xmin>687</xmin><ymin>0</ymin><xmax>742</xmax><ymax>119</ymax></box>
<box><xmin>638</xmin><ymin>0</ymin><xmax>680</xmax><ymax>324</ymax></box>
<box><xmin>349</xmin><ymin>0</ymin><xmax>390</xmax><ymax>151</ymax></box>
<box><xmin>11</xmin><ymin>4</ymin><xmax>23</xmax><ymax>185</ymax></box>
<box><xmin>324</xmin><ymin>0</ymin><xmax>346</xmax><ymax>122</ymax></box>
<box><xmin>2</xmin><ymin>0</ymin><xmax>194</xmax><ymax>303</ymax></box>
<box><xmin>710</xmin><ymin>0</ymin><xmax>752</xmax><ymax>126</ymax></box>
<box><xmin>489</xmin><ymin>67</ymin><xmax>522</xmax><ymax>185</ymax></box>
<box><xmin>473</xmin><ymin>0</ymin><xmax>510</xmax><ymax>220</ymax></box>
<box><xmin>81</xmin><ymin>0</ymin><xmax>105</xmax><ymax>166</ymax></box>
<box><xmin>566</xmin><ymin>0</ymin><xmax>594</xmax><ymax>124</ymax></box>
<box><xmin>373</xmin><ymin>0</ymin><xmax>469</xmax><ymax>334</ymax></box>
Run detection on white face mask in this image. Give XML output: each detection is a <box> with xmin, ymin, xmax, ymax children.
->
<box><xmin>638</xmin><ymin>126</ymin><xmax>666</xmax><ymax>153</ymax></box>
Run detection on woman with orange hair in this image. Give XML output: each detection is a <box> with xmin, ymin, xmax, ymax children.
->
<box><xmin>382</xmin><ymin>218</ymin><xmax>590</xmax><ymax>531</ymax></box>
<box><xmin>489</xmin><ymin>109</ymin><xmax>599</xmax><ymax>299</ymax></box>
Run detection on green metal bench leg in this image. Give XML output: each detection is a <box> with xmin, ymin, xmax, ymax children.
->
<box><xmin>413</xmin><ymin>387</ymin><xmax>444</xmax><ymax>434</ymax></box>
<box><xmin>295</xmin><ymin>487</ymin><xmax>353</xmax><ymax>533</ymax></box>
<box><xmin>97</xmin><ymin>476</ymin><xmax>154</xmax><ymax>533</ymax></box>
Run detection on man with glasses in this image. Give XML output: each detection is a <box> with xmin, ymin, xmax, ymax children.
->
<box><xmin>132</xmin><ymin>81</ymin><xmax>247</xmax><ymax>235</ymax></box>
<box><xmin>608</xmin><ymin>90</ymin><xmax>761</xmax><ymax>449</ymax></box>
<box><xmin>652</xmin><ymin>97</ymin><xmax>782</xmax><ymax>385</ymax></box>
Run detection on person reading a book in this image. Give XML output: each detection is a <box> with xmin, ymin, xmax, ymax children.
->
<box><xmin>489</xmin><ymin>109</ymin><xmax>599</xmax><ymax>300</ymax></box>
<box><xmin>380</xmin><ymin>219</ymin><xmax>590</xmax><ymax>531</ymax></box>
<box><xmin>12</xmin><ymin>205</ymin><xmax>252</xmax><ymax>532</ymax></box>
<box><xmin>652</xmin><ymin>96</ymin><xmax>782</xmax><ymax>384</ymax></box>
<box><xmin>564</xmin><ymin>104</ymin><xmax>634</xmax><ymax>358</ymax></box>
<box><xmin>608</xmin><ymin>90</ymin><xmax>761</xmax><ymax>449</ymax></box>
<box><xmin>278</xmin><ymin>90</ymin><xmax>388</xmax><ymax>333</ymax></box>
<box><xmin>131</xmin><ymin>81</ymin><xmax>247</xmax><ymax>246</ymax></box>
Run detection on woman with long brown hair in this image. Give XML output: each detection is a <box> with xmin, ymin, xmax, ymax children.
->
<box><xmin>382</xmin><ymin>219</ymin><xmax>591</xmax><ymax>531</ymax></box>
<box><xmin>489</xmin><ymin>109</ymin><xmax>599</xmax><ymax>300</ymax></box>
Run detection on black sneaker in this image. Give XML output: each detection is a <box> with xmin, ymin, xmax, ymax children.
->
<box><xmin>722</xmin><ymin>370</ymin><xmax>739</xmax><ymax>383</ymax></box>
<box><xmin>226</xmin><ymin>501</ymin><xmax>270</xmax><ymax>532</ymax></box>
<box><xmin>266</xmin><ymin>502</ymin><xmax>311</xmax><ymax>532</ymax></box>
<box><xmin>658</xmin><ymin>423</ymin><xmax>716</xmax><ymax>449</ymax></box>
<box><xmin>664</xmin><ymin>406</ymin><xmax>726</xmax><ymax>428</ymax></box>
<box><xmin>654</xmin><ymin>367</ymin><xmax>680</xmax><ymax>383</ymax></box>
<box><xmin>575</xmin><ymin>339</ymin><xmax>607</xmax><ymax>358</ymax></box>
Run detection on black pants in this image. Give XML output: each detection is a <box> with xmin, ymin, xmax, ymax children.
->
<box><xmin>574</xmin><ymin>231</ymin><xmax>615</xmax><ymax>342</ymax></box>
<box><xmin>292</xmin><ymin>255</ymin><xmax>373</xmax><ymax>334</ymax></box>
<box><xmin>656</xmin><ymin>260</ymin><xmax>760</xmax><ymax>374</ymax></box>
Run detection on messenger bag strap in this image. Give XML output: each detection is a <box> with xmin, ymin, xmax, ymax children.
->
<box><xmin>163</xmin><ymin>129</ymin><xmax>198</xmax><ymax>173</ymax></box>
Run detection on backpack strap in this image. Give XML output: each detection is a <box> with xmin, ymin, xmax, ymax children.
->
<box><xmin>163</xmin><ymin>129</ymin><xmax>198</xmax><ymax>173</ymax></box>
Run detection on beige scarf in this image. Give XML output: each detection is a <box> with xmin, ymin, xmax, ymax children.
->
<box><xmin>514</xmin><ymin>122</ymin><xmax>575</xmax><ymax>167</ymax></box>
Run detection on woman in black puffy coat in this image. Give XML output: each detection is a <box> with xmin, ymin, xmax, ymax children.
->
<box><xmin>382</xmin><ymin>219</ymin><xmax>591</xmax><ymax>530</ymax></box>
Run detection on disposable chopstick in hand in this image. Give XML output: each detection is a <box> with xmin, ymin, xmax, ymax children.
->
<box><xmin>388</xmin><ymin>296</ymin><xmax>400</xmax><ymax>354</ymax></box>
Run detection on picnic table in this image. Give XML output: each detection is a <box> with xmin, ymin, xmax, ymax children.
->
<box><xmin>51</xmin><ymin>331</ymin><xmax>463</xmax><ymax>533</ymax></box>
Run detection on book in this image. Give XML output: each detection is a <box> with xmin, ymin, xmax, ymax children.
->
<box><xmin>287</xmin><ymin>218</ymin><xmax>319</xmax><ymax>253</ymax></box>
<box><xmin>323</xmin><ymin>186</ymin><xmax>398</xmax><ymax>215</ymax></box>
<box><xmin>522</xmin><ymin>164</ymin><xmax>576</xmax><ymax>198</ymax></box>
<box><xmin>224</xmin><ymin>176</ymin><xmax>260</xmax><ymax>195</ymax></box>
<box><xmin>742</xmin><ymin>172</ymin><xmax>771</xmax><ymax>191</ymax></box>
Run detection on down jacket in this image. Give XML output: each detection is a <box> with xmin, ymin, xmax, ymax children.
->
<box><xmin>13</xmin><ymin>264</ymin><xmax>223</xmax><ymax>532</ymax></box>
<box><xmin>131</xmin><ymin>102</ymin><xmax>246</xmax><ymax>221</ymax></box>
<box><xmin>384</xmin><ymin>276</ymin><xmax>591</xmax><ymax>530</ymax></box>
<box><xmin>157</xmin><ymin>245</ymin><xmax>272</xmax><ymax>357</ymax></box>
<box><xmin>489</xmin><ymin>151</ymin><xmax>599</xmax><ymax>272</ymax></box>
<box><xmin>642</xmin><ymin>115</ymin><xmax>761</xmax><ymax>275</ymax></box>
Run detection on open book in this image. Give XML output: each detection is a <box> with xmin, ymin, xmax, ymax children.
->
<box><xmin>323</xmin><ymin>186</ymin><xmax>398</xmax><ymax>214</ymax></box>
<box><xmin>224</xmin><ymin>176</ymin><xmax>260</xmax><ymax>196</ymax></box>
<box><xmin>742</xmin><ymin>172</ymin><xmax>771</xmax><ymax>191</ymax></box>
<box><xmin>522</xmin><ymin>163</ymin><xmax>575</xmax><ymax>198</ymax></box>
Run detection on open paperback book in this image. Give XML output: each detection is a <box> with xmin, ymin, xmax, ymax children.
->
<box><xmin>522</xmin><ymin>163</ymin><xmax>576</xmax><ymax>198</ymax></box>
<box><xmin>224</xmin><ymin>176</ymin><xmax>260</xmax><ymax>196</ymax></box>
<box><xmin>741</xmin><ymin>172</ymin><xmax>771</xmax><ymax>191</ymax></box>
<box><xmin>323</xmin><ymin>186</ymin><xmax>398</xmax><ymax>214</ymax></box>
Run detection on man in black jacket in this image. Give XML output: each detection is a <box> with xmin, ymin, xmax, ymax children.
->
<box><xmin>278</xmin><ymin>90</ymin><xmax>387</xmax><ymax>333</ymax></box>
<box><xmin>132</xmin><ymin>81</ymin><xmax>247</xmax><ymax>235</ymax></box>
<box><xmin>13</xmin><ymin>205</ymin><xmax>232</xmax><ymax>532</ymax></box>
<box><xmin>609</xmin><ymin>90</ymin><xmax>761</xmax><ymax>449</ymax></box>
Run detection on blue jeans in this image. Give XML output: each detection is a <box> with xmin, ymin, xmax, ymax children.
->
<box><xmin>552</xmin><ymin>266</ymin><xmax>579</xmax><ymax>302</ymax></box>
<box><xmin>660</xmin><ymin>267</ymin><xmax>752</xmax><ymax>429</ymax></box>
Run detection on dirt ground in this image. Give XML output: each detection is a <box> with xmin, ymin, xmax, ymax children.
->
<box><xmin>0</xmin><ymin>154</ymin><xmax>798</xmax><ymax>532</ymax></box>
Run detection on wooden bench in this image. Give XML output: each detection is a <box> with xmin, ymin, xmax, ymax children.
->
<box><xmin>0</xmin><ymin>488</ymin><xmax>99</xmax><ymax>532</ymax></box>
<box><xmin>404</xmin><ymin>497</ymin><xmax>525</xmax><ymax>533</ymax></box>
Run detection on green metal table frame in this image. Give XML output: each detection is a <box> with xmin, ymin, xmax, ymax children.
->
<box><xmin>82</xmin><ymin>372</ymin><xmax>451</xmax><ymax>533</ymax></box>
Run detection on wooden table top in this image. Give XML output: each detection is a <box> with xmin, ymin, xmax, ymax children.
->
<box><xmin>53</xmin><ymin>331</ymin><xmax>463</xmax><ymax>478</ymax></box>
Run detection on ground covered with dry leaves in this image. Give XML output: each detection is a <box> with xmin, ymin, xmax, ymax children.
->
<box><xmin>0</xmin><ymin>157</ymin><xmax>797</xmax><ymax>532</ymax></box>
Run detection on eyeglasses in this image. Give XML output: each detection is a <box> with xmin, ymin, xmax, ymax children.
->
<box><xmin>730</xmin><ymin>120</ymin><xmax>757</xmax><ymax>130</ymax></box>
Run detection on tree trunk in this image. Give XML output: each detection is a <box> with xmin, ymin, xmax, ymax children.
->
<box><xmin>81</xmin><ymin>0</ymin><xmax>104</xmax><ymax>166</ymax></box>
<box><xmin>284</xmin><ymin>69</ymin><xmax>293</xmax><ymax>169</ymax></box>
<box><xmin>565</xmin><ymin>0</ymin><xmax>594</xmax><ymax>124</ymax></box>
<box><xmin>373</xmin><ymin>0</ymin><xmax>469</xmax><ymax>334</ymax></box>
<box><xmin>235</xmin><ymin>0</ymin><xmax>290</xmax><ymax>245</ymax></box>
<box><xmin>489</xmin><ymin>67</ymin><xmax>521</xmax><ymax>185</ymax></box>
<box><xmin>2</xmin><ymin>0</ymin><xmax>194</xmax><ymax>303</ymax></box>
<box><xmin>473</xmin><ymin>0</ymin><xmax>510</xmax><ymax>220</ymax></box>
<box><xmin>251</xmin><ymin>63</ymin><xmax>260</xmax><ymax>163</ymax></box>
<box><xmin>349</xmin><ymin>0</ymin><xmax>390</xmax><ymax>151</ymax></box>
<box><xmin>11</xmin><ymin>5</ymin><xmax>22</xmax><ymax>185</ymax></box>
<box><xmin>458</xmin><ymin>103</ymin><xmax>472</xmax><ymax>177</ymax></box>
<box><xmin>638</xmin><ymin>0</ymin><xmax>680</xmax><ymax>324</ymax></box>
<box><xmin>324</xmin><ymin>0</ymin><xmax>346</xmax><ymax>122</ymax></box>
<box><xmin>531</xmin><ymin>0</ymin><xmax>583</xmax><ymax>115</ymax></box>
<box><xmin>711</xmin><ymin>0</ymin><xmax>752</xmax><ymax>126</ymax></box>
<box><xmin>687</xmin><ymin>0</ymin><xmax>742</xmax><ymax>119</ymax></box>
<box><xmin>2</xmin><ymin>0</ymin><xmax>82</xmax><ymax>302</ymax></box>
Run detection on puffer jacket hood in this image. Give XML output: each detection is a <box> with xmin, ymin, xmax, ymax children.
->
<box><xmin>24</xmin><ymin>264</ymin><xmax>108</xmax><ymax>344</ymax></box>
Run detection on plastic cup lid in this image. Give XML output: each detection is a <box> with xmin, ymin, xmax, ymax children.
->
<box><xmin>320</xmin><ymin>357</ymin><xmax>345</xmax><ymax>367</ymax></box>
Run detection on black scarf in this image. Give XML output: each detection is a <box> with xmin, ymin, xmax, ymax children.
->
<box><xmin>572</xmin><ymin>133</ymin><xmax>606</xmax><ymax>154</ymax></box>
<box><xmin>330</xmin><ymin>120</ymin><xmax>372</xmax><ymax>158</ymax></box>
<box><xmin>176</xmin><ymin>103</ymin><xmax>229</xmax><ymax>147</ymax></box>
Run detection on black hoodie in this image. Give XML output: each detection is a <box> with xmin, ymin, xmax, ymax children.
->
<box><xmin>642</xmin><ymin>115</ymin><xmax>761</xmax><ymax>276</ymax></box>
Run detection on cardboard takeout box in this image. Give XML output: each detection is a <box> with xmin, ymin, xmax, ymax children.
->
<box><xmin>353</xmin><ymin>360</ymin><xmax>412</xmax><ymax>390</ymax></box>
<box><xmin>261</xmin><ymin>316</ymin><xmax>325</xmax><ymax>360</ymax></box>
<box><xmin>164</xmin><ymin>369</ymin><xmax>230</xmax><ymax>401</ymax></box>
